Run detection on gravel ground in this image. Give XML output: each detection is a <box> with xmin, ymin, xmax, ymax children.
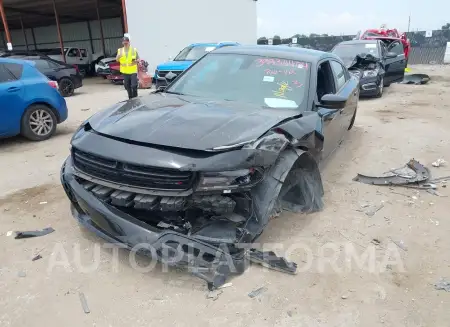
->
<box><xmin>1</xmin><ymin>67</ymin><xmax>450</xmax><ymax>327</ymax></box>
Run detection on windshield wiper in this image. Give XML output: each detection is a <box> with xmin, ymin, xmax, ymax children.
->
<box><xmin>164</xmin><ymin>90</ymin><xmax>185</xmax><ymax>95</ymax></box>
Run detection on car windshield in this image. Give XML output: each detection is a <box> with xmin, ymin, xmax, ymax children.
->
<box><xmin>333</xmin><ymin>43</ymin><xmax>379</xmax><ymax>62</ymax></box>
<box><xmin>174</xmin><ymin>46</ymin><xmax>217</xmax><ymax>61</ymax></box>
<box><xmin>167</xmin><ymin>53</ymin><xmax>309</xmax><ymax>109</ymax></box>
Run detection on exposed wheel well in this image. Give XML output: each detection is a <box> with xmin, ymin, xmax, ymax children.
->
<box><xmin>250</xmin><ymin>148</ymin><xmax>324</xmax><ymax>235</ymax></box>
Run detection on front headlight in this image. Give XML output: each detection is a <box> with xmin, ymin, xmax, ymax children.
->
<box><xmin>197</xmin><ymin>168</ymin><xmax>264</xmax><ymax>192</ymax></box>
<box><xmin>363</xmin><ymin>70</ymin><xmax>378</xmax><ymax>78</ymax></box>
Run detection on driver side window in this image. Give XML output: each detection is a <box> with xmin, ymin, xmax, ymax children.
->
<box><xmin>389</xmin><ymin>42</ymin><xmax>404</xmax><ymax>55</ymax></box>
<box><xmin>316</xmin><ymin>61</ymin><xmax>336</xmax><ymax>101</ymax></box>
<box><xmin>330</xmin><ymin>61</ymin><xmax>347</xmax><ymax>91</ymax></box>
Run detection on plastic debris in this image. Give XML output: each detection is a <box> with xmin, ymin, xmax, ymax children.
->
<box><xmin>435</xmin><ymin>279</ymin><xmax>450</xmax><ymax>292</ymax></box>
<box><xmin>400</xmin><ymin>73</ymin><xmax>430</xmax><ymax>85</ymax></box>
<box><xmin>18</xmin><ymin>271</ymin><xmax>26</xmax><ymax>278</ymax></box>
<box><xmin>218</xmin><ymin>282</ymin><xmax>233</xmax><ymax>289</ymax></box>
<box><xmin>14</xmin><ymin>227</ymin><xmax>55</xmax><ymax>239</ymax></box>
<box><xmin>39</xmin><ymin>201</ymin><xmax>47</xmax><ymax>205</ymax></box>
<box><xmin>354</xmin><ymin>159</ymin><xmax>429</xmax><ymax>186</ymax></box>
<box><xmin>364</xmin><ymin>203</ymin><xmax>384</xmax><ymax>217</ymax></box>
<box><xmin>32</xmin><ymin>254</ymin><xmax>42</xmax><ymax>261</ymax></box>
<box><xmin>248</xmin><ymin>286</ymin><xmax>268</xmax><ymax>298</ymax></box>
<box><xmin>79</xmin><ymin>292</ymin><xmax>90</xmax><ymax>314</ymax></box>
<box><xmin>432</xmin><ymin>159</ymin><xmax>446</xmax><ymax>167</ymax></box>
<box><xmin>247</xmin><ymin>249</ymin><xmax>297</xmax><ymax>274</ymax></box>
<box><xmin>206</xmin><ymin>289</ymin><xmax>223</xmax><ymax>301</ymax></box>
<box><xmin>6</xmin><ymin>231</ymin><xmax>13</xmax><ymax>237</ymax></box>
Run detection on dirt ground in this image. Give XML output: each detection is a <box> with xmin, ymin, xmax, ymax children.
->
<box><xmin>1</xmin><ymin>68</ymin><xmax>450</xmax><ymax>327</ymax></box>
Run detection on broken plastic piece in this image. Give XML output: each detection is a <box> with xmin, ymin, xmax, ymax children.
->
<box><xmin>353</xmin><ymin>159</ymin><xmax>430</xmax><ymax>186</ymax></box>
<box><xmin>14</xmin><ymin>227</ymin><xmax>55</xmax><ymax>239</ymax></box>
<box><xmin>435</xmin><ymin>278</ymin><xmax>450</xmax><ymax>292</ymax></box>
<box><xmin>400</xmin><ymin>74</ymin><xmax>430</xmax><ymax>85</ymax></box>
<box><xmin>79</xmin><ymin>292</ymin><xmax>90</xmax><ymax>314</ymax></box>
<box><xmin>32</xmin><ymin>254</ymin><xmax>42</xmax><ymax>261</ymax></box>
<box><xmin>247</xmin><ymin>249</ymin><xmax>297</xmax><ymax>274</ymax></box>
<box><xmin>248</xmin><ymin>286</ymin><xmax>268</xmax><ymax>298</ymax></box>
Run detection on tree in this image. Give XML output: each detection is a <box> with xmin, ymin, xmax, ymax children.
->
<box><xmin>309</xmin><ymin>33</ymin><xmax>319</xmax><ymax>37</ymax></box>
<box><xmin>442</xmin><ymin>23</ymin><xmax>450</xmax><ymax>30</ymax></box>
<box><xmin>257</xmin><ymin>36</ymin><xmax>268</xmax><ymax>45</ymax></box>
<box><xmin>273</xmin><ymin>35</ymin><xmax>281</xmax><ymax>45</ymax></box>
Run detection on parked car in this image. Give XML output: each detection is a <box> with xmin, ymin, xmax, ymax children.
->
<box><xmin>6</xmin><ymin>54</ymin><xmax>83</xmax><ymax>97</ymax></box>
<box><xmin>95</xmin><ymin>57</ymin><xmax>116</xmax><ymax>78</ymax></box>
<box><xmin>61</xmin><ymin>45</ymin><xmax>358</xmax><ymax>287</ymax></box>
<box><xmin>154</xmin><ymin>42</ymin><xmax>239</xmax><ymax>88</ymax></box>
<box><xmin>332</xmin><ymin>39</ymin><xmax>406</xmax><ymax>97</ymax></box>
<box><xmin>38</xmin><ymin>47</ymin><xmax>105</xmax><ymax>76</ymax></box>
<box><xmin>0</xmin><ymin>58</ymin><xmax>68</xmax><ymax>141</ymax></box>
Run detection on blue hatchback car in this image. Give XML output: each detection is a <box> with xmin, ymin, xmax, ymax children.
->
<box><xmin>0</xmin><ymin>58</ymin><xmax>68</xmax><ymax>141</ymax></box>
<box><xmin>154</xmin><ymin>42</ymin><xmax>239</xmax><ymax>88</ymax></box>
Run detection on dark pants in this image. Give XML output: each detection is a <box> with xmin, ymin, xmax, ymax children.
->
<box><xmin>123</xmin><ymin>73</ymin><xmax>138</xmax><ymax>99</ymax></box>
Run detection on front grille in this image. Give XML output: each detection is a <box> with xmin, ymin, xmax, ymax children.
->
<box><xmin>157</xmin><ymin>70</ymin><xmax>183</xmax><ymax>78</ymax></box>
<box><xmin>72</xmin><ymin>148</ymin><xmax>195</xmax><ymax>190</ymax></box>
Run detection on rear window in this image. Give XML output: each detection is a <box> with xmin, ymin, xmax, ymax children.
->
<box><xmin>4</xmin><ymin>62</ymin><xmax>23</xmax><ymax>79</ymax></box>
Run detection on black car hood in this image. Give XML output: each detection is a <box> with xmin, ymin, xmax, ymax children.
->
<box><xmin>87</xmin><ymin>94</ymin><xmax>296</xmax><ymax>151</ymax></box>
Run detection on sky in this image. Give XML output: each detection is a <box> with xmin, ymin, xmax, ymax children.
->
<box><xmin>257</xmin><ymin>0</ymin><xmax>450</xmax><ymax>37</ymax></box>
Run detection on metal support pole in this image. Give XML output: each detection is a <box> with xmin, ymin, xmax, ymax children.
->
<box><xmin>0</xmin><ymin>0</ymin><xmax>12</xmax><ymax>49</ymax></box>
<box><xmin>31</xmin><ymin>27</ymin><xmax>37</xmax><ymax>49</ymax></box>
<box><xmin>52</xmin><ymin>0</ymin><xmax>65</xmax><ymax>62</ymax></box>
<box><xmin>96</xmin><ymin>0</ymin><xmax>106</xmax><ymax>56</ymax></box>
<box><xmin>86</xmin><ymin>21</ymin><xmax>94</xmax><ymax>53</ymax></box>
<box><xmin>121</xmin><ymin>0</ymin><xmax>128</xmax><ymax>33</ymax></box>
<box><xmin>20</xmin><ymin>16</ymin><xmax>29</xmax><ymax>51</ymax></box>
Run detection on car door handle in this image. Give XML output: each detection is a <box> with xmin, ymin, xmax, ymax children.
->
<box><xmin>7</xmin><ymin>86</ymin><xmax>20</xmax><ymax>92</ymax></box>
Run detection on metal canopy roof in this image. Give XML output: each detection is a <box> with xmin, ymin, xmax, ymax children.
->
<box><xmin>1</xmin><ymin>0</ymin><xmax>122</xmax><ymax>30</ymax></box>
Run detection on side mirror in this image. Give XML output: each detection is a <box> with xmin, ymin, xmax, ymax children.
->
<box><xmin>319</xmin><ymin>94</ymin><xmax>347</xmax><ymax>109</ymax></box>
<box><xmin>385</xmin><ymin>51</ymin><xmax>397</xmax><ymax>59</ymax></box>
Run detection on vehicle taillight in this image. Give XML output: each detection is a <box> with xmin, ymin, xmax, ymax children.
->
<box><xmin>48</xmin><ymin>81</ymin><xmax>59</xmax><ymax>89</ymax></box>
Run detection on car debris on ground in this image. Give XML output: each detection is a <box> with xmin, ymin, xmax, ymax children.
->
<box><xmin>400</xmin><ymin>74</ymin><xmax>431</xmax><ymax>85</ymax></box>
<box><xmin>79</xmin><ymin>292</ymin><xmax>90</xmax><ymax>314</ymax></box>
<box><xmin>354</xmin><ymin>159</ymin><xmax>450</xmax><ymax>200</ymax></box>
<box><xmin>14</xmin><ymin>227</ymin><xmax>55</xmax><ymax>239</ymax></box>
<box><xmin>32</xmin><ymin>254</ymin><xmax>43</xmax><ymax>261</ymax></box>
<box><xmin>206</xmin><ymin>289</ymin><xmax>223</xmax><ymax>301</ymax></box>
<box><xmin>434</xmin><ymin>279</ymin><xmax>450</xmax><ymax>292</ymax></box>
<box><xmin>248</xmin><ymin>286</ymin><xmax>268</xmax><ymax>298</ymax></box>
<box><xmin>432</xmin><ymin>158</ymin><xmax>446</xmax><ymax>167</ymax></box>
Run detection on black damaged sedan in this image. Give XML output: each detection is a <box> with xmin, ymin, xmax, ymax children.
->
<box><xmin>61</xmin><ymin>46</ymin><xmax>359</xmax><ymax>286</ymax></box>
<box><xmin>332</xmin><ymin>39</ymin><xmax>406</xmax><ymax>98</ymax></box>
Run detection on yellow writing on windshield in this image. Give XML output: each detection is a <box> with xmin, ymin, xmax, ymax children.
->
<box><xmin>273</xmin><ymin>81</ymin><xmax>292</xmax><ymax>98</ymax></box>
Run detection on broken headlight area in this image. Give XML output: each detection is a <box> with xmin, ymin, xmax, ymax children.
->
<box><xmin>362</xmin><ymin>69</ymin><xmax>379</xmax><ymax>78</ymax></box>
<box><xmin>197</xmin><ymin>168</ymin><xmax>264</xmax><ymax>192</ymax></box>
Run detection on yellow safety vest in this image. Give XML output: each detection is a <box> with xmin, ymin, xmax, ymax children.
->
<box><xmin>118</xmin><ymin>47</ymin><xmax>138</xmax><ymax>74</ymax></box>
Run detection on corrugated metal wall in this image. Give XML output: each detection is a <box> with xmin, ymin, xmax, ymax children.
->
<box><xmin>1</xmin><ymin>17</ymin><xmax>123</xmax><ymax>56</ymax></box>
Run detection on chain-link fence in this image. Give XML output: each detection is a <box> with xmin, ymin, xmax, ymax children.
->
<box><xmin>257</xmin><ymin>30</ymin><xmax>450</xmax><ymax>65</ymax></box>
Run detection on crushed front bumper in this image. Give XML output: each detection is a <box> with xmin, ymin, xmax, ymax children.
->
<box><xmin>60</xmin><ymin>156</ymin><xmax>247</xmax><ymax>288</ymax></box>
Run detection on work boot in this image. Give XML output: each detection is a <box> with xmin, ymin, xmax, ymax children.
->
<box><xmin>132</xmin><ymin>87</ymin><xmax>138</xmax><ymax>98</ymax></box>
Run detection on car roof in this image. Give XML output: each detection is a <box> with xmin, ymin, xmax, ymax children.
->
<box><xmin>213</xmin><ymin>45</ymin><xmax>338</xmax><ymax>63</ymax></box>
<box><xmin>339</xmin><ymin>40</ymin><xmax>379</xmax><ymax>45</ymax></box>
<box><xmin>0</xmin><ymin>57</ymin><xmax>34</xmax><ymax>65</ymax></box>
<box><xmin>189</xmin><ymin>42</ymin><xmax>238</xmax><ymax>47</ymax></box>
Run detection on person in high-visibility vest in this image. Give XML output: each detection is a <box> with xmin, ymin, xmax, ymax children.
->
<box><xmin>116</xmin><ymin>35</ymin><xmax>139</xmax><ymax>99</ymax></box>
